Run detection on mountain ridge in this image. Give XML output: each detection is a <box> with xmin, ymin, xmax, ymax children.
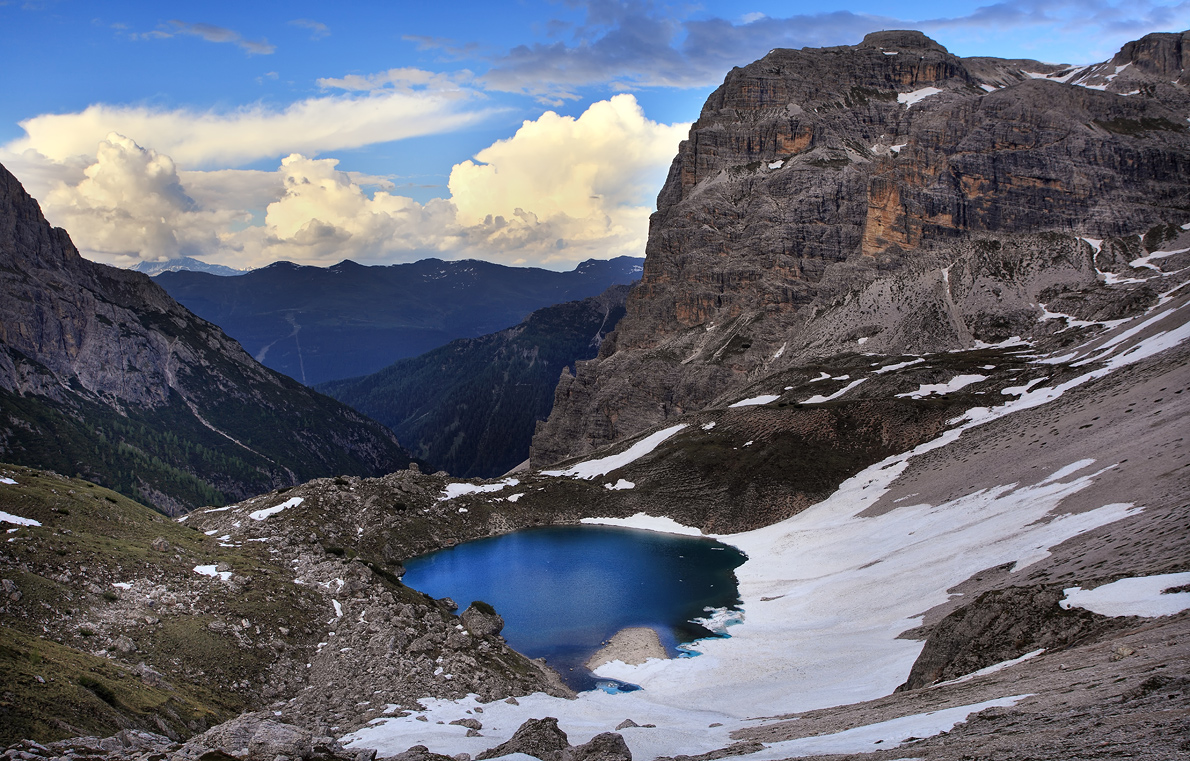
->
<box><xmin>154</xmin><ymin>255</ymin><xmax>643</xmax><ymax>385</ymax></box>
<box><xmin>531</xmin><ymin>29</ymin><xmax>1190</xmax><ymax>466</ymax></box>
<box><xmin>0</xmin><ymin>163</ymin><xmax>414</xmax><ymax>513</ymax></box>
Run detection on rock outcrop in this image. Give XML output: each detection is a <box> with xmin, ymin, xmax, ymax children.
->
<box><xmin>0</xmin><ymin>163</ymin><xmax>413</xmax><ymax>513</ymax></box>
<box><xmin>532</xmin><ymin>30</ymin><xmax>1190</xmax><ymax>465</ymax></box>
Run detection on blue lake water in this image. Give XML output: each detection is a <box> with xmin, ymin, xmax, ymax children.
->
<box><xmin>401</xmin><ymin>524</ymin><xmax>747</xmax><ymax>691</ymax></box>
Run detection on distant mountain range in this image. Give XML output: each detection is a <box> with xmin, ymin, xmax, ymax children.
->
<box><xmin>131</xmin><ymin>256</ymin><xmax>245</xmax><ymax>277</ymax></box>
<box><xmin>153</xmin><ymin>256</ymin><xmax>644</xmax><ymax>385</ymax></box>
<box><xmin>319</xmin><ymin>285</ymin><xmax>629</xmax><ymax>479</ymax></box>
<box><xmin>0</xmin><ymin>163</ymin><xmax>413</xmax><ymax>514</ymax></box>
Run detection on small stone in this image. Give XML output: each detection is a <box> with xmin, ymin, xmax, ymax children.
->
<box><xmin>150</xmin><ymin>537</ymin><xmax>170</xmax><ymax>552</ymax></box>
<box><xmin>615</xmin><ymin>720</ymin><xmax>639</xmax><ymax>731</ymax></box>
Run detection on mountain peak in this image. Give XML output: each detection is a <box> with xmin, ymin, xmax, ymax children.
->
<box><xmin>859</xmin><ymin>29</ymin><xmax>949</xmax><ymax>53</ymax></box>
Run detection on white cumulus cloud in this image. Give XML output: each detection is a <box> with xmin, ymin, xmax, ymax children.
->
<box><xmin>15</xmin><ymin>96</ymin><xmax>688</xmax><ymax>270</ymax></box>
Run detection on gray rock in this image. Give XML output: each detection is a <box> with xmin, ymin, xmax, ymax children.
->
<box><xmin>565</xmin><ymin>733</ymin><xmax>631</xmax><ymax>761</ymax></box>
<box><xmin>531</xmin><ymin>30</ymin><xmax>1190</xmax><ymax>467</ymax></box>
<box><xmin>476</xmin><ymin>717</ymin><xmax>570</xmax><ymax>761</ymax></box>
<box><xmin>381</xmin><ymin>746</ymin><xmax>455</xmax><ymax>761</ymax></box>
<box><xmin>461</xmin><ymin>603</ymin><xmax>504</xmax><ymax>637</ymax></box>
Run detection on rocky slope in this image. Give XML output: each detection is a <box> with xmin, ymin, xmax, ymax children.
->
<box><xmin>531</xmin><ymin>29</ymin><xmax>1190</xmax><ymax>465</ymax></box>
<box><xmin>155</xmin><ymin>256</ymin><xmax>643</xmax><ymax>385</ymax></box>
<box><xmin>0</xmin><ymin>463</ymin><xmax>570</xmax><ymax>748</ymax></box>
<box><xmin>0</xmin><ymin>163</ymin><xmax>413</xmax><ymax>514</ymax></box>
<box><xmin>320</xmin><ymin>286</ymin><xmax>629</xmax><ymax>479</ymax></box>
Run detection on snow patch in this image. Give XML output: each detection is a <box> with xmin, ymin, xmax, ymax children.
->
<box><xmin>580</xmin><ymin>513</ymin><xmax>703</xmax><ymax>536</ymax></box>
<box><xmin>802</xmin><ymin>378</ymin><xmax>866</xmax><ymax>404</ymax></box>
<box><xmin>768</xmin><ymin>160</ymin><xmax>784</xmax><ymax>169</ymax></box>
<box><xmin>250</xmin><ymin>497</ymin><xmax>303</xmax><ymax>521</ymax></box>
<box><xmin>111</xmin><ymin>582</ymin><xmax>132</xmax><ymax>590</ymax></box>
<box><xmin>0</xmin><ymin>477</ymin><xmax>16</xmax><ymax>485</ymax></box>
<box><xmin>897</xmin><ymin>375</ymin><xmax>987</xmax><ymax>398</ymax></box>
<box><xmin>0</xmin><ymin>511</ymin><xmax>40</xmax><ymax>527</ymax></box>
<box><xmin>744</xmin><ymin>695</ymin><xmax>1031</xmax><ymax>759</ymax></box>
<box><xmin>729</xmin><ymin>394</ymin><xmax>780</xmax><ymax>408</ymax></box>
<box><xmin>898</xmin><ymin>87</ymin><xmax>942</xmax><ymax>107</ymax></box>
<box><xmin>874</xmin><ymin>358</ymin><xmax>924</xmax><ymax>374</ymax></box>
<box><xmin>440</xmin><ymin>479</ymin><xmax>519</xmax><ymax>500</ymax></box>
<box><xmin>544</xmin><ymin>426</ymin><xmax>686</xmax><ymax>479</ymax></box>
<box><xmin>1061</xmin><ymin>572</ymin><xmax>1190</xmax><ymax>618</ymax></box>
<box><xmin>193</xmin><ymin>565</ymin><xmax>232</xmax><ymax>582</ymax></box>
<box><xmin>932</xmin><ymin>650</ymin><xmax>1044</xmax><ymax>688</ymax></box>
<box><xmin>701</xmin><ymin>422</ymin><xmax>716</xmax><ymax>431</ymax></box>
<box><xmin>604</xmin><ymin>479</ymin><xmax>635</xmax><ymax>491</ymax></box>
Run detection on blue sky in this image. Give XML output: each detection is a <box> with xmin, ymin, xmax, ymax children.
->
<box><xmin>2</xmin><ymin>0</ymin><xmax>1187</xmax><ymax>270</ymax></box>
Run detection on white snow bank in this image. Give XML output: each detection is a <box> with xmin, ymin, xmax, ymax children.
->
<box><xmin>249</xmin><ymin>496</ymin><xmax>303</xmax><ymax>521</ymax></box>
<box><xmin>193</xmin><ymin>565</ymin><xmax>232</xmax><ymax>581</ymax></box>
<box><xmin>768</xmin><ymin>160</ymin><xmax>784</xmax><ymax>169</ymax></box>
<box><xmin>808</xmin><ymin>371</ymin><xmax>832</xmax><ymax>382</ymax></box>
<box><xmin>874</xmin><ymin>358</ymin><xmax>924</xmax><ymax>374</ymax></box>
<box><xmin>203</xmin><ymin>506</ymin><xmax>233</xmax><ymax>513</ymax></box>
<box><xmin>543</xmin><ymin>426</ymin><xmax>686</xmax><ymax>479</ymax></box>
<box><xmin>604</xmin><ymin>479</ymin><xmax>635</xmax><ymax>490</ymax></box>
<box><xmin>744</xmin><ymin>695</ymin><xmax>1030</xmax><ymax>759</ymax></box>
<box><xmin>333</xmin><ymin>600</ymin><xmax>344</xmax><ymax>619</ymax></box>
<box><xmin>1061</xmin><ymin>572</ymin><xmax>1190</xmax><ymax>617</ymax></box>
<box><xmin>0</xmin><ymin>511</ymin><xmax>40</xmax><ymax>527</ymax></box>
<box><xmin>581</xmin><ymin>513</ymin><xmax>702</xmax><ymax>536</ymax></box>
<box><xmin>729</xmin><ymin>394</ymin><xmax>780</xmax><ymax>408</ymax></box>
<box><xmin>701</xmin><ymin>422</ymin><xmax>716</xmax><ymax>430</ymax></box>
<box><xmin>897</xmin><ymin>374</ymin><xmax>986</xmax><ymax>398</ymax></box>
<box><xmin>802</xmin><ymin>377</ymin><xmax>865</xmax><ymax>404</ymax></box>
<box><xmin>898</xmin><ymin>87</ymin><xmax>942</xmax><ymax>107</ymax></box>
<box><xmin>0</xmin><ymin>477</ymin><xmax>17</xmax><ymax>485</ymax></box>
<box><xmin>439</xmin><ymin>478</ymin><xmax>519</xmax><ymax>500</ymax></box>
<box><xmin>111</xmin><ymin>582</ymin><xmax>132</xmax><ymax>590</ymax></box>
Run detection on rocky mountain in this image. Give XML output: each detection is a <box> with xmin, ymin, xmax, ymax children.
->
<box><xmin>154</xmin><ymin>256</ymin><xmax>643</xmax><ymax>385</ymax></box>
<box><xmin>3</xmin><ymin>28</ymin><xmax>1190</xmax><ymax>761</ymax></box>
<box><xmin>130</xmin><ymin>257</ymin><xmax>245</xmax><ymax>277</ymax></box>
<box><xmin>0</xmin><ymin>163</ymin><xmax>413</xmax><ymax>514</ymax></box>
<box><xmin>531</xmin><ymin>29</ymin><xmax>1190</xmax><ymax>465</ymax></box>
<box><xmin>319</xmin><ymin>286</ymin><xmax>629</xmax><ymax>479</ymax></box>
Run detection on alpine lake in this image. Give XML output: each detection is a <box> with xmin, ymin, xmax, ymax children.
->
<box><xmin>401</xmin><ymin>524</ymin><xmax>747</xmax><ymax>692</ymax></box>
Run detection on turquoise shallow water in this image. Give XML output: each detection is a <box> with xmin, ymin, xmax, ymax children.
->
<box><xmin>401</xmin><ymin>524</ymin><xmax>747</xmax><ymax>691</ymax></box>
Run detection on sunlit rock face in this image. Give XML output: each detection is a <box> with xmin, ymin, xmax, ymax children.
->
<box><xmin>532</xmin><ymin>30</ymin><xmax>1190</xmax><ymax>466</ymax></box>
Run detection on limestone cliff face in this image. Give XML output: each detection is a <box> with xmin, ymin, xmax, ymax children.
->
<box><xmin>0</xmin><ymin>164</ymin><xmax>412</xmax><ymax>513</ymax></box>
<box><xmin>531</xmin><ymin>30</ymin><xmax>1190</xmax><ymax>466</ymax></box>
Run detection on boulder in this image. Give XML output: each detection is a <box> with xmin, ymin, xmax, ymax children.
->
<box><xmin>461</xmin><ymin>602</ymin><xmax>504</xmax><ymax>637</ymax></box>
<box><xmin>476</xmin><ymin>717</ymin><xmax>569</xmax><ymax>761</ymax></box>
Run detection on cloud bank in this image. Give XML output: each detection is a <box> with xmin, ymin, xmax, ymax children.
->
<box><xmin>8</xmin><ymin>96</ymin><xmax>687</xmax><ymax>270</ymax></box>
